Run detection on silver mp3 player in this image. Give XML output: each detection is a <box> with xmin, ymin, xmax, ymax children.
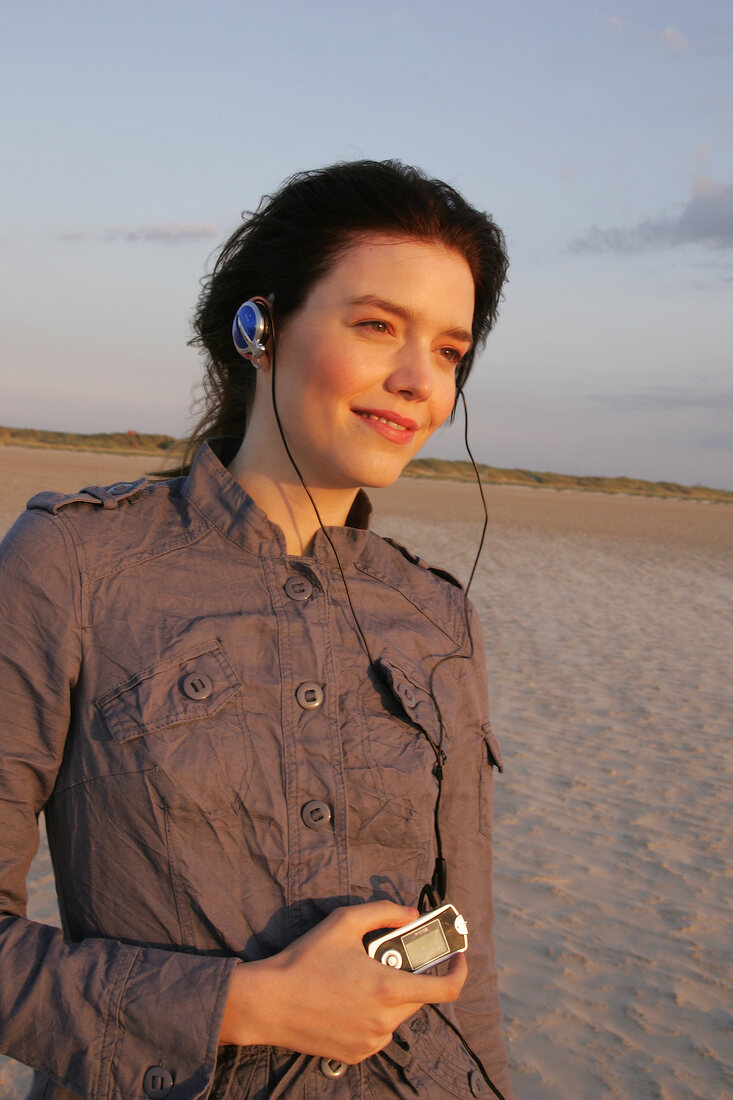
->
<box><xmin>364</xmin><ymin>903</ymin><xmax>468</xmax><ymax>974</ymax></box>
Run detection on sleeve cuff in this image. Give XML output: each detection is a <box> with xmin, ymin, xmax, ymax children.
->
<box><xmin>105</xmin><ymin>947</ymin><xmax>239</xmax><ymax>1100</ymax></box>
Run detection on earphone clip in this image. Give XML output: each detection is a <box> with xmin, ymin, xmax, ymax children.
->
<box><xmin>232</xmin><ymin>297</ymin><xmax>273</xmax><ymax>364</ymax></box>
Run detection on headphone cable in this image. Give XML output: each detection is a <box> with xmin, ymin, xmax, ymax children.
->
<box><xmin>269</xmin><ymin>345</ymin><xmax>375</xmax><ymax>667</ymax></box>
<box><xmin>268</xmin><ymin>350</ymin><xmax>505</xmax><ymax>1100</ymax></box>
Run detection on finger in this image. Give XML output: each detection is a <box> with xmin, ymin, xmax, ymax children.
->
<box><xmin>335</xmin><ymin>900</ymin><xmax>420</xmax><ymax>936</ymax></box>
<box><xmin>443</xmin><ymin>952</ymin><xmax>468</xmax><ymax>981</ymax></box>
<box><xmin>383</xmin><ymin>950</ymin><xmax>468</xmax><ymax>1004</ymax></box>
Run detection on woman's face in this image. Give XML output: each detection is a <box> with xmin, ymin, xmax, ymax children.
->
<box><xmin>268</xmin><ymin>234</ymin><xmax>475</xmax><ymax>491</ymax></box>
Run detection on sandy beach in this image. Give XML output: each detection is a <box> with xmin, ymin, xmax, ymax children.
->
<box><xmin>1</xmin><ymin>446</ymin><xmax>731</xmax><ymax>1099</ymax></box>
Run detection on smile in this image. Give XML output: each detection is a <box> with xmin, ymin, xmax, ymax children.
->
<box><xmin>357</xmin><ymin>413</ymin><xmax>409</xmax><ymax>431</ymax></box>
<box><xmin>352</xmin><ymin>408</ymin><xmax>419</xmax><ymax>446</ymax></box>
<box><xmin>353</xmin><ymin>408</ymin><xmax>419</xmax><ymax>430</ymax></box>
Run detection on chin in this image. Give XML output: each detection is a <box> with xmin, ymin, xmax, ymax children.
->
<box><xmin>358</xmin><ymin>460</ymin><xmax>413</xmax><ymax>490</ymax></box>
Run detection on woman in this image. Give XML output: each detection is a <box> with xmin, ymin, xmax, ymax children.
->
<box><xmin>0</xmin><ymin>161</ymin><xmax>512</xmax><ymax>1099</ymax></box>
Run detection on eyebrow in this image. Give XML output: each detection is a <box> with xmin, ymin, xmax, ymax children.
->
<box><xmin>348</xmin><ymin>295</ymin><xmax>473</xmax><ymax>346</ymax></box>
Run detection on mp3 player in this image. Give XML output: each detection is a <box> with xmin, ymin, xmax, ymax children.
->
<box><xmin>364</xmin><ymin>903</ymin><xmax>468</xmax><ymax>974</ymax></box>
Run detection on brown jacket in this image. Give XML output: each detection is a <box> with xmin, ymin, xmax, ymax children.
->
<box><xmin>0</xmin><ymin>440</ymin><xmax>511</xmax><ymax>1099</ymax></box>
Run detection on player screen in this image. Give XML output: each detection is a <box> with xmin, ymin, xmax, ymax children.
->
<box><xmin>403</xmin><ymin>918</ymin><xmax>449</xmax><ymax>970</ymax></box>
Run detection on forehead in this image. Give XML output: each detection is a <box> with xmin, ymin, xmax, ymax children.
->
<box><xmin>315</xmin><ymin>234</ymin><xmax>475</xmax><ymax>312</ymax></box>
<box><xmin>323</xmin><ymin>233</ymin><xmax>471</xmax><ymax>286</ymax></box>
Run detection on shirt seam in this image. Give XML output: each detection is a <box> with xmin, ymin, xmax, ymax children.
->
<box><xmin>97</xmin><ymin>947</ymin><xmax>139</xmax><ymax>1100</ymax></box>
<box><xmin>30</xmin><ymin>510</ymin><xmax>85</xmax><ymax>656</ymax></box>
<box><xmin>354</xmin><ymin>561</ymin><xmax>466</xmax><ymax>647</ymax></box>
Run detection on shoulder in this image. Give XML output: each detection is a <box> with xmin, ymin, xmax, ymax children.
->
<box><xmin>359</xmin><ymin>531</ymin><xmax>464</xmax><ymax>591</ymax></box>
<box><xmin>356</xmin><ymin>531</ymin><xmax>467</xmax><ymax>643</ymax></box>
<box><xmin>380</xmin><ymin>536</ymin><xmax>464</xmax><ymax>591</ymax></box>
<box><xmin>26</xmin><ymin>477</ymin><xmax>149</xmax><ymax>515</ymax></box>
<box><xmin>22</xmin><ymin>473</ymin><xmax>207</xmax><ymax>580</ymax></box>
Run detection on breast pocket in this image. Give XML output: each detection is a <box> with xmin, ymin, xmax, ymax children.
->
<box><xmin>355</xmin><ymin>647</ymin><xmax>447</xmax><ymax>851</ymax></box>
<box><xmin>96</xmin><ymin>637</ymin><xmax>249</xmax><ymax>815</ymax></box>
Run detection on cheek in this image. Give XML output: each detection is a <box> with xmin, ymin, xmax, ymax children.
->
<box><xmin>431</xmin><ymin>376</ymin><xmax>458</xmax><ymax>428</ymax></box>
<box><xmin>304</xmin><ymin>333</ymin><xmax>358</xmax><ymax>388</ymax></box>
<box><xmin>313</xmin><ymin>353</ymin><xmax>375</xmax><ymax>410</ymax></box>
<box><xmin>283</xmin><ymin>347</ymin><xmax>344</xmax><ymax>418</ymax></box>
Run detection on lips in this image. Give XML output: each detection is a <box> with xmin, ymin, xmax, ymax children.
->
<box><xmin>352</xmin><ymin>407</ymin><xmax>420</xmax><ymax>447</ymax></box>
<box><xmin>352</xmin><ymin>408</ymin><xmax>419</xmax><ymax>432</ymax></box>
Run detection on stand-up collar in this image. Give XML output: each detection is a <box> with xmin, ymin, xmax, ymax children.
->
<box><xmin>182</xmin><ymin>439</ymin><xmax>373</xmax><ymax>568</ymax></box>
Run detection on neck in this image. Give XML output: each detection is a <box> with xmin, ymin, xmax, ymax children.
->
<box><xmin>228</xmin><ymin>439</ymin><xmax>359</xmax><ymax>556</ymax></box>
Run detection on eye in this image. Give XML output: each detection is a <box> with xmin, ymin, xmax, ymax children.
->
<box><xmin>357</xmin><ymin>319</ymin><xmax>389</xmax><ymax>333</ymax></box>
<box><xmin>438</xmin><ymin>346</ymin><xmax>463</xmax><ymax>367</ymax></box>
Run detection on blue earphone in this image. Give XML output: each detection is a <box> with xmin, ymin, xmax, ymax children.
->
<box><xmin>232</xmin><ymin>297</ymin><xmax>273</xmax><ymax>363</ymax></box>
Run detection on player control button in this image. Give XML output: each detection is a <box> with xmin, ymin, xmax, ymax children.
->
<box><xmin>383</xmin><ymin>949</ymin><xmax>403</xmax><ymax>968</ymax></box>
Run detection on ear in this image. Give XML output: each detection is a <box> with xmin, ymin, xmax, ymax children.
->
<box><xmin>234</xmin><ymin>345</ymin><xmax>272</xmax><ymax>372</ymax></box>
<box><xmin>250</xmin><ymin>348</ymin><xmax>272</xmax><ymax>373</ymax></box>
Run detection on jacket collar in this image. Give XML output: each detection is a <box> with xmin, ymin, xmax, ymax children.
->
<box><xmin>182</xmin><ymin>438</ymin><xmax>373</xmax><ymax>568</ymax></box>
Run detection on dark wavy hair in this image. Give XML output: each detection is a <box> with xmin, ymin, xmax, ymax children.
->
<box><xmin>178</xmin><ymin>160</ymin><xmax>508</xmax><ymax>472</ymax></box>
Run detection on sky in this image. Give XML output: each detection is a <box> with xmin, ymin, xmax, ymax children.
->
<box><xmin>1</xmin><ymin>0</ymin><xmax>731</xmax><ymax>488</ymax></box>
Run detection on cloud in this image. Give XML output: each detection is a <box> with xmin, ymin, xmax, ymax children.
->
<box><xmin>570</xmin><ymin>177</ymin><xmax>733</xmax><ymax>254</ymax></box>
<box><xmin>697</xmin><ymin>431</ymin><xmax>733</xmax><ymax>451</ymax></box>
<box><xmin>606</xmin><ymin>17</ymin><xmax>728</xmax><ymax>56</ymax></box>
<box><xmin>593</xmin><ymin>387</ymin><xmax>733</xmax><ymax>413</ymax></box>
<box><xmin>58</xmin><ymin>223</ymin><xmax>220</xmax><ymax>244</ymax></box>
<box><xmin>657</xmin><ymin>26</ymin><xmax>688</xmax><ymax>53</ymax></box>
<box><xmin>606</xmin><ymin>15</ymin><xmax>628</xmax><ymax>34</ymax></box>
<box><xmin>105</xmin><ymin>222</ymin><xmax>220</xmax><ymax>243</ymax></box>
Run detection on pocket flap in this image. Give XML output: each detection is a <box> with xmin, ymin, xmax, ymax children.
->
<box><xmin>374</xmin><ymin>648</ymin><xmax>442</xmax><ymax>744</ymax></box>
<box><xmin>97</xmin><ymin>639</ymin><xmax>241</xmax><ymax>744</ymax></box>
<box><xmin>482</xmin><ymin>723</ymin><xmax>504</xmax><ymax>772</ymax></box>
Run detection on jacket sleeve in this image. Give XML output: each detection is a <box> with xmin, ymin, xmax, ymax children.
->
<box><xmin>0</xmin><ymin>509</ymin><xmax>238</xmax><ymax>1100</ymax></box>
<box><xmin>441</xmin><ymin>601</ymin><xmax>515</xmax><ymax>1100</ymax></box>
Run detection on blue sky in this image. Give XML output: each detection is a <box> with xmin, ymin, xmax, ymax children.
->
<box><xmin>2</xmin><ymin>0</ymin><xmax>731</xmax><ymax>487</ymax></box>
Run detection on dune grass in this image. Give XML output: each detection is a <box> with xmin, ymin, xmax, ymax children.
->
<box><xmin>402</xmin><ymin>458</ymin><xmax>732</xmax><ymax>502</ymax></box>
<box><xmin>1</xmin><ymin>426</ymin><xmax>730</xmax><ymax>502</ymax></box>
<box><xmin>0</xmin><ymin>426</ymin><xmax>179</xmax><ymax>456</ymax></box>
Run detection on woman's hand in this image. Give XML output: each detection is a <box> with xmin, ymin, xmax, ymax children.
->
<box><xmin>218</xmin><ymin>900</ymin><xmax>467</xmax><ymax>1063</ymax></box>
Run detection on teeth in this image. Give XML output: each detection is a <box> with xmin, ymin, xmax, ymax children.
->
<box><xmin>360</xmin><ymin>413</ymin><xmax>408</xmax><ymax>430</ymax></box>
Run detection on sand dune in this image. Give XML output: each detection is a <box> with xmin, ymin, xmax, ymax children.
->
<box><xmin>1</xmin><ymin>447</ymin><xmax>731</xmax><ymax>1099</ymax></box>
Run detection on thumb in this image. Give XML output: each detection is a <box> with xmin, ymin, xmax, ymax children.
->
<box><xmin>340</xmin><ymin>900</ymin><xmax>419</xmax><ymax>938</ymax></box>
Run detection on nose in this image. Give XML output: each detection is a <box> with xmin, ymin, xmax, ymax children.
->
<box><xmin>385</xmin><ymin>342</ymin><xmax>433</xmax><ymax>402</ymax></box>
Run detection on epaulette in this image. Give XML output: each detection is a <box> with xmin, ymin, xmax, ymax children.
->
<box><xmin>383</xmin><ymin>537</ymin><xmax>464</xmax><ymax>590</ymax></box>
<box><xmin>27</xmin><ymin>477</ymin><xmax>148</xmax><ymax>515</ymax></box>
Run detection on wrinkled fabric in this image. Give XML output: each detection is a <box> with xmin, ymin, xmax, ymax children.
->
<box><xmin>0</xmin><ymin>439</ymin><xmax>512</xmax><ymax>1100</ymax></box>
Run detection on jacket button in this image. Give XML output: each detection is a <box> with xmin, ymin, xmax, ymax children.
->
<box><xmin>284</xmin><ymin>575</ymin><xmax>313</xmax><ymax>602</ymax></box>
<box><xmin>469</xmin><ymin>1068</ymin><xmax>490</xmax><ymax>1097</ymax></box>
<box><xmin>143</xmin><ymin>1066</ymin><xmax>173</xmax><ymax>1098</ymax></box>
<box><xmin>320</xmin><ymin>1058</ymin><xmax>347</xmax><ymax>1079</ymax></box>
<box><xmin>295</xmin><ymin>682</ymin><xmax>324</xmax><ymax>709</ymax></box>
<box><xmin>181</xmin><ymin>672</ymin><xmax>213</xmax><ymax>700</ymax></box>
<box><xmin>301</xmin><ymin>800</ymin><xmax>332</xmax><ymax>830</ymax></box>
<box><xmin>397</xmin><ymin>682</ymin><xmax>416</xmax><ymax>707</ymax></box>
<box><xmin>410</xmin><ymin>1015</ymin><xmax>429</xmax><ymax>1036</ymax></box>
